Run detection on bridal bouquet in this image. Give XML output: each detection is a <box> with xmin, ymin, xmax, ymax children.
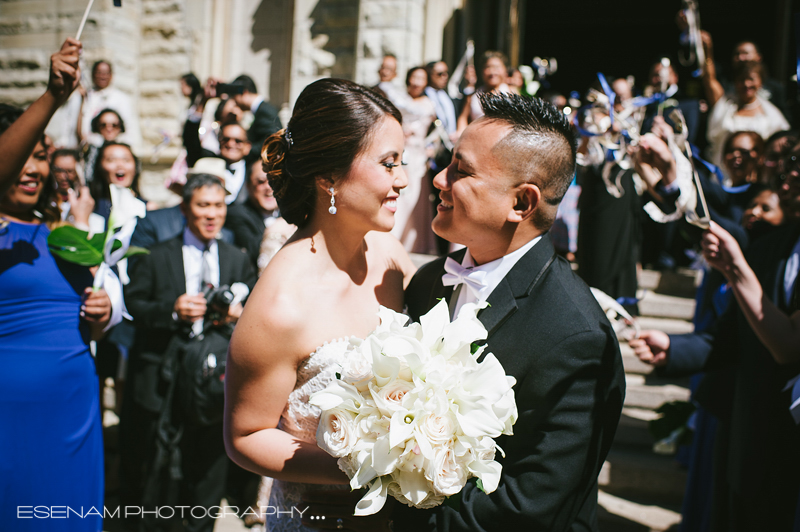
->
<box><xmin>309</xmin><ymin>300</ymin><xmax>517</xmax><ymax>516</ymax></box>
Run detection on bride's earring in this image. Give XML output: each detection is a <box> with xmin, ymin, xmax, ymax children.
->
<box><xmin>328</xmin><ymin>187</ymin><xmax>337</xmax><ymax>215</ymax></box>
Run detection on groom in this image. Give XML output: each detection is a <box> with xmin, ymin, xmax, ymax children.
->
<box><xmin>394</xmin><ymin>93</ymin><xmax>626</xmax><ymax>531</ymax></box>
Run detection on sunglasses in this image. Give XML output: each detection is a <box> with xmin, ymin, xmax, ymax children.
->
<box><xmin>100</xmin><ymin>121</ymin><xmax>121</xmax><ymax>129</ymax></box>
<box><xmin>220</xmin><ymin>137</ymin><xmax>247</xmax><ymax>145</ymax></box>
<box><xmin>724</xmin><ymin>149</ymin><xmax>757</xmax><ymax>160</ymax></box>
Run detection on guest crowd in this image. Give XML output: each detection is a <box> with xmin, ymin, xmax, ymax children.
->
<box><xmin>2</xmin><ymin>9</ymin><xmax>800</xmax><ymax>532</ymax></box>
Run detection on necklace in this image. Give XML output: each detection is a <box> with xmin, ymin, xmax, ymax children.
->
<box><xmin>741</xmin><ymin>98</ymin><xmax>762</xmax><ymax>111</ymax></box>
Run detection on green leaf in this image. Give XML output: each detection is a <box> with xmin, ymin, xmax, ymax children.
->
<box><xmin>47</xmin><ymin>226</ymin><xmax>105</xmax><ymax>266</ymax></box>
<box><xmin>124</xmin><ymin>246</ymin><xmax>149</xmax><ymax>258</ymax></box>
<box><xmin>476</xmin><ymin>478</ymin><xmax>485</xmax><ymax>493</ymax></box>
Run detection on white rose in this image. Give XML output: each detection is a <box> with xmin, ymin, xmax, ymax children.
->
<box><xmin>418</xmin><ymin>411</ymin><xmax>456</xmax><ymax>448</ymax></box>
<box><xmin>428</xmin><ymin>446</ymin><xmax>468</xmax><ymax>496</ymax></box>
<box><xmin>340</xmin><ymin>349</ymin><xmax>373</xmax><ymax>390</ymax></box>
<box><xmin>370</xmin><ymin>379</ymin><xmax>415</xmax><ymax>415</ymax></box>
<box><xmin>317</xmin><ymin>407</ymin><xmax>357</xmax><ymax>457</ymax></box>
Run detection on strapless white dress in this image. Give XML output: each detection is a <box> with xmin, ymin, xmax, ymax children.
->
<box><xmin>265</xmin><ymin>337</ymin><xmax>356</xmax><ymax>532</ymax></box>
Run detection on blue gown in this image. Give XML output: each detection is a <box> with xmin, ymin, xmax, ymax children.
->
<box><xmin>0</xmin><ymin>220</ymin><xmax>104</xmax><ymax>531</ymax></box>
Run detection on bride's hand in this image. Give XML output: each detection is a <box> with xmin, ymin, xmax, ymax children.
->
<box><xmin>301</xmin><ymin>489</ymin><xmax>394</xmax><ymax>531</ymax></box>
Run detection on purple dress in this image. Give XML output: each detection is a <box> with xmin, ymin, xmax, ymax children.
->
<box><xmin>0</xmin><ymin>220</ymin><xmax>103</xmax><ymax>531</ymax></box>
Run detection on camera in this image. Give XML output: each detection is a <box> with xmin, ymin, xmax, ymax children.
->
<box><xmin>202</xmin><ymin>284</ymin><xmax>234</xmax><ymax>325</ymax></box>
<box><xmin>216</xmin><ymin>83</ymin><xmax>244</xmax><ymax>96</ymax></box>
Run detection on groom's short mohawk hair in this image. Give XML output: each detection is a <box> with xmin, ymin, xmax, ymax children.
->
<box><xmin>479</xmin><ymin>92</ymin><xmax>577</xmax><ymax>220</ymax></box>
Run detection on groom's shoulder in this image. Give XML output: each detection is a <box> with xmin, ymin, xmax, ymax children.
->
<box><xmin>534</xmin><ymin>255</ymin><xmax>609</xmax><ymax>331</ymax></box>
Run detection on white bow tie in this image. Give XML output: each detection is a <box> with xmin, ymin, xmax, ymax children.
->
<box><xmin>442</xmin><ymin>257</ymin><xmax>487</xmax><ymax>299</ymax></box>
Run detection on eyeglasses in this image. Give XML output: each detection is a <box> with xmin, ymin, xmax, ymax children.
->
<box><xmin>52</xmin><ymin>166</ymin><xmax>77</xmax><ymax>175</ymax></box>
<box><xmin>433</xmin><ymin>71</ymin><xmax>449</xmax><ymax>77</ymax></box>
<box><xmin>724</xmin><ymin>149</ymin><xmax>757</xmax><ymax>160</ymax></box>
<box><xmin>220</xmin><ymin>137</ymin><xmax>247</xmax><ymax>145</ymax></box>
<box><xmin>100</xmin><ymin>122</ymin><xmax>121</xmax><ymax>129</ymax></box>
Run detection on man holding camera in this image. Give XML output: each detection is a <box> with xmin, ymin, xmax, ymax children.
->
<box><xmin>121</xmin><ymin>173</ymin><xmax>257</xmax><ymax>532</ymax></box>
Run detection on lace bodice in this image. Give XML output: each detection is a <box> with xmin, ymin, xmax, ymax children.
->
<box><xmin>266</xmin><ymin>337</ymin><xmax>357</xmax><ymax>532</ymax></box>
<box><xmin>278</xmin><ymin>337</ymin><xmax>356</xmax><ymax>443</ymax></box>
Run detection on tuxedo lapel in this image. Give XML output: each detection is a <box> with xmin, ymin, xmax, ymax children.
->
<box><xmin>481</xmin><ymin>234</ymin><xmax>557</xmax><ymax>338</ymax></box>
<box><xmin>165</xmin><ymin>237</ymin><xmax>186</xmax><ymax>295</ymax></box>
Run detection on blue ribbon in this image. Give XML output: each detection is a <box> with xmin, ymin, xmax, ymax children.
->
<box><xmin>616</xmin><ymin>296</ymin><xmax>639</xmax><ymax>307</ymax></box>
<box><xmin>721</xmin><ymin>183</ymin><xmax>751</xmax><ymax>194</ymax></box>
<box><xmin>690</xmin><ymin>145</ymin><xmax>725</xmax><ymax>183</ymax></box>
<box><xmin>597</xmin><ymin>73</ymin><xmax>616</xmax><ymax>124</ymax></box>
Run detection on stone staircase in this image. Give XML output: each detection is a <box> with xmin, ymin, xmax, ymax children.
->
<box><xmin>597</xmin><ymin>268</ymin><xmax>702</xmax><ymax>532</ymax></box>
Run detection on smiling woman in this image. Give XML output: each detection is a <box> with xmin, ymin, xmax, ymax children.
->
<box><xmin>0</xmin><ymin>63</ymin><xmax>116</xmax><ymax>531</ymax></box>
<box><xmin>224</xmin><ymin>78</ymin><xmax>417</xmax><ymax>532</ymax></box>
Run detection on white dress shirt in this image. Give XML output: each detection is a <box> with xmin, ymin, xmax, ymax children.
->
<box><xmin>182</xmin><ymin>228</ymin><xmax>220</xmax><ymax>335</ymax></box>
<box><xmin>425</xmin><ymin>87</ymin><xmax>457</xmax><ymax>134</ymax></box>
<box><xmin>225</xmin><ymin>159</ymin><xmax>247</xmax><ymax>204</ymax></box>
<box><xmin>450</xmin><ymin>236</ymin><xmax>542</xmax><ymax>317</ymax></box>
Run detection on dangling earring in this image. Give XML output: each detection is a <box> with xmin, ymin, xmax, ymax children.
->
<box><xmin>328</xmin><ymin>187</ymin><xmax>337</xmax><ymax>215</ymax></box>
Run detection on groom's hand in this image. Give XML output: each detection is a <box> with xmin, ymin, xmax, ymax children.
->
<box><xmin>301</xmin><ymin>489</ymin><xmax>394</xmax><ymax>531</ymax></box>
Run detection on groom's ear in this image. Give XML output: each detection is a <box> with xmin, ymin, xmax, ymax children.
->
<box><xmin>507</xmin><ymin>182</ymin><xmax>541</xmax><ymax>223</ymax></box>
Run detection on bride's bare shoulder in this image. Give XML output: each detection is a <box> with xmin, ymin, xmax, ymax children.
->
<box><xmin>230</xmin><ymin>242</ymin><xmax>318</xmax><ymax>367</ymax></box>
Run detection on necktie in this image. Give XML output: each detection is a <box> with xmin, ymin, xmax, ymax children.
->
<box><xmin>199</xmin><ymin>246</ymin><xmax>213</xmax><ymax>294</ymax></box>
<box><xmin>441</xmin><ymin>257</ymin><xmax>487</xmax><ymax>300</ymax></box>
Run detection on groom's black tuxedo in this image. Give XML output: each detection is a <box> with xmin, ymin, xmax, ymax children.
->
<box><xmin>395</xmin><ymin>233</ymin><xmax>626</xmax><ymax>532</ymax></box>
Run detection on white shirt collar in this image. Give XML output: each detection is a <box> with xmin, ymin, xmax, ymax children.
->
<box><xmin>452</xmin><ymin>236</ymin><xmax>542</xmax><ymax>315</ymax></box>
<box><xmin>183</xmin><ymin>226</ymin><xmax>216</xmax><ymax>253</ymax></box>
<box><xmin>250</xmin><ymin>96</ymin><xmax>264</xmax><ymax>115</ymax></box>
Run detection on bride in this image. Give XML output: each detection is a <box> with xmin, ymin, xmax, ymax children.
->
<box><xmin>224</xmin><ymin>78</ymin><xmax>416</xmax><ymax>531</ymax></box>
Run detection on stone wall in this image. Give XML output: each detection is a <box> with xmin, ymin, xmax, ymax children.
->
<box><xmin>0</xmin><ymin>0</ymin><xmax>463</xmax><ymax>204</ymax></box>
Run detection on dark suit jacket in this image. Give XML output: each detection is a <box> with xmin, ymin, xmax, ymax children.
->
<box><xmin>394</xmin><ymin>233</ymin><xmax>626</xmax><ymax>532</ymax></box>
<box><xmin>247</xmin><ymin>100</ymin><xmax>281</xmax><ymax>163</ymax></box>
<box><xmin>663</xmin><ymin>221</ymin><xmax>800</xmax><ymax>527</ymax></box>
<box><xmin>224</xmin><ymin>200</ymin><xmax>265</xmax><ymax>269</ymax></box>
<box><xmin>125</xmin><ymin>236</ymin><xmax>256</xmax><ymax>413</ymax></box>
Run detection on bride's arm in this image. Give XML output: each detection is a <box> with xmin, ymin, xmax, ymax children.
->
<box><xmin>223</xmin><ymin>281</ymin><xmax>349</xmax><ymax>484</ymax></box>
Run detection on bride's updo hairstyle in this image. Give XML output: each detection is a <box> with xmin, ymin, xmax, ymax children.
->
<box><xmin>262</xmin><ymin>78</ymin><xmax>401</xmax><ymax>227</ymax></box>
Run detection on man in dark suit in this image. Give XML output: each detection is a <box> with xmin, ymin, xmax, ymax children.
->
<box><xmin>183</xmin><ymin>108</ymin><xmax>252</xmax><ymax>205</ymax></box>
<box><xmin>632</xmin><ymin>149</ymin><xmax>800</xmax><ymax>530</ymax></box>
<box><xmin>225</xmin><ymin>158</ymin><xmax>283</xmax><ymax>269</ymax></box>
<box><xmin>120</xmin><ymin>173</ymin><xmax>257</xmax><ymax>532</ymax></box>
<box><xmin>393</xmin><ymin>93</ymin><xmax>626</xmax><ymax>531</ymax></box>
<box><xmin>230</xmin><ymin>74</ymin><xmax>281</xmax><ymax>163</ymax></box>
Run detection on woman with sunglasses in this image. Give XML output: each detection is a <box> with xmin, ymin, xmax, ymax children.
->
<box><xmin>84</xmin><ymin>108</ymin><xmax>126</xmax><ymax>186</ymax></box>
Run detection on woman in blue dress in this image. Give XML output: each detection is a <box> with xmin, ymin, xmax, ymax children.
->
<box><xmin>0</xmin><ymin>38</ymin><xmax>115</xmax><ymax>531</ymax></box>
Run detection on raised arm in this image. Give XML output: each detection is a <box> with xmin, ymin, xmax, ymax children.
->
<box><xmin>0</xmin><ymin>39</ymin><xmax>81</xmax><ymax>196</ymax></box>
<box><xmin>700</xmin><ymin>31</ymin><xmax>725</xmax><ymax>107</ymax></box>
<box><xmin>702</xmin><ymin>221</ymin><xmax>800</xmax><ymax>364</ymax></box>
<box><xmin>223</xmin><ymin>277</ymin><xmax>348</xmax><ymax>484</ymax></box>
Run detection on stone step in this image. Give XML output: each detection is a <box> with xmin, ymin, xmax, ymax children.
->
<box><xmin>624</xmin><ymin>374</ymin><xmax>691</xmax><ymax>411</ymax></box>
<box><xmin>639</xmin><ymin>268</ymin><xmax>703</xmax><ymax>299</ymax></box>
<box><xmin>614</xmin><ymin>407</ymin><xmax>660</xmax><ymax>448</ymax></box>
<box><xmin>598</xmin><ymin>490</ymin><xmax>682</xmax><ymax>532</ymax></box>
<box><xmin>600</xmin><ymin>445</ymin><xmax>687</xmax><ymax>506</ymax></box>
<box><xmin>638</xmin><ymin>291</ymin><xmax>696</xmax><ymax>321</ymax></box>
